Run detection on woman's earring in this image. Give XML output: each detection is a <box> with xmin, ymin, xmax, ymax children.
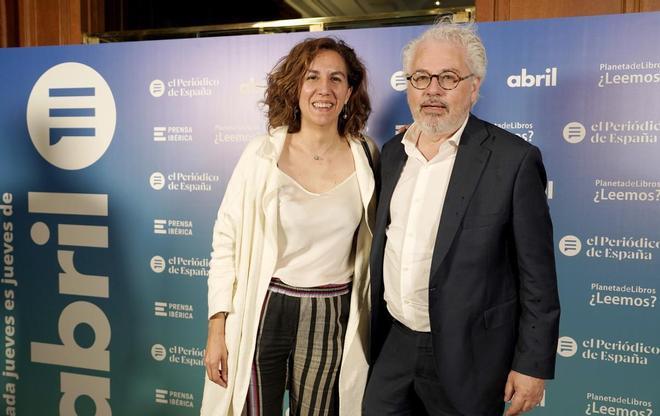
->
<box><xmin>342</xmin><ymin>105</ymin><xmax>348</xmax><ymax>120</ymax></box>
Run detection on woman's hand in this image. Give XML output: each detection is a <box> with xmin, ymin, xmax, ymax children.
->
<box><xmin>204</xmin><ymin>313</ymin><xmax>229</xmax><ymax>387</ymax></box>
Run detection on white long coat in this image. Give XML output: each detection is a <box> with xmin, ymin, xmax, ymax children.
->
<box><xmin>200</xmin><ymin>126</ymin><xmax>377</xmax><ymax>416</ymax></box>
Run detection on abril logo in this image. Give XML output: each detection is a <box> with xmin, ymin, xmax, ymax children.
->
<box><xmin>26</xmin><ymin>62</ymin><xmax>116</xmax><ymax>170</ymax></box>
<box><xmin>507</xmin><ymin>67</ymin><xmax>557</xmax><ymax>88</ymax></box>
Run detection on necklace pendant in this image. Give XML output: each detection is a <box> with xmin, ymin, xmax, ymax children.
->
<box><xmin>313</xmin><ymin>155</ymin><xmax>321</xmax><ymax>160</ymax></box>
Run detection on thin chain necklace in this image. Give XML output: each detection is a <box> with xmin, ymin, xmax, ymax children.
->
<box><xmin>303</xmin><ymin>138</ymin><xmax>344</xmax><ymax>161</ymax></box>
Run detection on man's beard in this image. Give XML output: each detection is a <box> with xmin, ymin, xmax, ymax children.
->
<box><xmin>413</xmin><ymin>102</ymin><xmax>469</xmax><ymax>137</ymax></box>
<box><xmin>415</xmin><ymin>110</ymin><xmax>459</xmax><ymax>137</ymax></box>
<box><xmin>417</xmin><ymin>114</ymin><xmax>452</xmax><ymax>136</ymax></box>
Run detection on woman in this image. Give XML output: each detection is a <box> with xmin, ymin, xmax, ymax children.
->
<box><xmin>200</xmin><ymin>37</ymin><xmax>377</xmax><ymax>416</ymax></box>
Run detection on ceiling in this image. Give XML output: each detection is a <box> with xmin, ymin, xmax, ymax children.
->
<box><xmin>284</xmin><ymin>0</ymin><xmax>474</xmax><ymax>17</ymax></box>
<box><xmin>98</xmin><ymin>0</ymin><xmax>475</xmax><ymax>41</ymax></box>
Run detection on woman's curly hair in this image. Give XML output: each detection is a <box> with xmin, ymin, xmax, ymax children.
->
<box><xmin>264</xmin><ymin>37</ymin><xmax>371</xmax><ymax>137</ymax></box>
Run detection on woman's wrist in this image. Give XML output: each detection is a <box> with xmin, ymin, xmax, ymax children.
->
<box><xmin>209</xmin><ymin>311</ymin><xmax>228</xmax><ymax>320</ymax></box>
<box><xmin>208</xmin><ymin>312</ymin><xmax>228</xmax><ymax>335</ymax></box>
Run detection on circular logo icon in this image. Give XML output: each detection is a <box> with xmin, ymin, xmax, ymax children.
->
<box><xmin>150</xmin><ymin>172</ymin><xmax>166</xmax><ymax>190</ymax></box>
<box><xmin>390</xmin><ymin>71</ymin><xmax>408</xmax><ymax>92</ymax></box>
<box><xmin>151</xmin><ymin>344</ymin><xmax>167</xmax><ymax>361</ymax></box>
<box><xmin>557</xmin><ymin>336</ymin><xmax>578</xmax><ymax>358</ymax></box>
<box><xmin>26</xmin><ymin>62</ymin><xmax>116</xmax><ymax>170</ymax></box>
<box><xmin>562</xmin><ymin>122</ymin><xmax>586</xmax><ymax>144</ymax></box>
<box><xmin>150</xmin><ymin>256</ymin><xmax>166</xmax><ymax>273</ymax></box>
<box><xmin>150</xmin><ymin>80</ymin><xmax>165</xmax><ymax>97</ymax></box>
<box><xmin>30</xmin><ymin>222</ymin><xmax>51</xmax><ymax>245</ymax></box>
<box><xmin>559</xmin><ymin>235</ymin><xmax>582</xmax><ymax>256</ymax></box>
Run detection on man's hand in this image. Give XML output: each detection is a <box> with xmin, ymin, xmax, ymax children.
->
<box><xmin>503</xmin><ymin>370</ymin><xmax>544</xmax><ymax>415</ymax></box>
<box><xmin>204</xmin><ymin>313</ymin><xmax>229</xmax><ymax>388</ymax></box>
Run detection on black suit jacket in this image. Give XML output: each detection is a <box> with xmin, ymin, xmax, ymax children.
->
<box><xmin>369</xmin><ymin>114</ymin><xmax>561</xmax><ymax>415</ymax></box>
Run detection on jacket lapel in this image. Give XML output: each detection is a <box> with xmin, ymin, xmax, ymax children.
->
<box><xmin>373</xmin><ymin>137</ymin><xmax>407</xmax><ymax>245</ymax></box>
<box><xmin>349</xmin><ymin>138</ymin><xmax>376</xmax><ymax>234</ymax></box>
<box><xmin>429</xmin><ymin>115</ymin><xmax>491</xmax><ymax>282</ymax></box>
<box><xmin>258</xmin><ymin>127</ymin><xmax>287</xmax><ymax>263</ymax></box>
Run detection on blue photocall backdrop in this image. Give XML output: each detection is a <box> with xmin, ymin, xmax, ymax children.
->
<box><xmin>1</xmin><ymin>11</ymin><xmax>658</xmax><ymax>415</ymax></box>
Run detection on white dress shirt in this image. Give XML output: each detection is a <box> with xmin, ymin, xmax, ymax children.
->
<box><xmin>383</xmin><ymin>116</ymin><xmax>469</xmax><ymax>331</ymax></box>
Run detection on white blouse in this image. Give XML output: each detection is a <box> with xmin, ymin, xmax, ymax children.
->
<box><xmin>273</xmin><ymin>169</ymin><xmax>362</xmax><ymax>287</ymax></box>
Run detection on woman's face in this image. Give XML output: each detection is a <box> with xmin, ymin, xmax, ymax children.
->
<box><xmin>298</xmin><ymin>49</ymin><xmax>353</xmax><ymax>131</ymax></box>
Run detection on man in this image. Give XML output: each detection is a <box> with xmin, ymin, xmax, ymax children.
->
<box><xmin>364</xmin><ymin>22</ymin><xmax>560</xmax><ymax>416</ymax></box>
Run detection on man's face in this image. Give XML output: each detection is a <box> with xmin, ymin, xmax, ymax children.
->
<box><xmin>406</xmin><ymin>39</ymin><xmax>481</xmax><ymax>138</ymax></box>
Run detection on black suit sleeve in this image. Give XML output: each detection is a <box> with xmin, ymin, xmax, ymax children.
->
<box><xmin>510</xmin><ymin>145</ymin><xmax>561</xmax><ymax>379</ymax></box>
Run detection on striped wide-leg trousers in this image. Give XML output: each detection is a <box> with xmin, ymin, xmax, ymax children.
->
<box><xmin>246</xmin><ymin>278</ymin><xmax>351</xmax><ymax>416</ymax></box>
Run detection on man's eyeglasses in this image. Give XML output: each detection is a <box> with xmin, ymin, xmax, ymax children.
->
<box><xmin>406</xmin><ymin>70</ymin><xmax>474</xmax><ymax>90</ymax></box>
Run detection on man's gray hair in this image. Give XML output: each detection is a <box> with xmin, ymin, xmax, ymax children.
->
<box><xmin>402</xmin><ymin>22</ymin><xmax>487</xmax><ymax>80</ymax></box>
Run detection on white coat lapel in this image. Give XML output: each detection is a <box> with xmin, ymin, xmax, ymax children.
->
<box><xmin>349</xmin><ymin>138</ymin><xmax>375</xmax><ymax>235</ymax></box>
<box><xmin>258</xmin><ymin>127</ymin><xmax>288</xmax><ymax>271</ymax></box>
